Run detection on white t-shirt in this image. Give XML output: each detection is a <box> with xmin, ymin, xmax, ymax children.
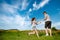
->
<box><xmin>32</xmin><ymin>21</ymin><xmax>36</xmax><ymax>27</ymax></box>
<box><xmin>44</xmin><ymin>14</ymin><xmax>50</xmax><ymax>21</ymax></box>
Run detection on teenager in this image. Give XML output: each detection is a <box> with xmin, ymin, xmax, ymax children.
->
<box><xmin>43</xmin><ymin>11</ymin><xmax>52</xmax><ymax>36</ymax></box>
<box><xmin>28</xmin><ymin>17</ymin><xmax>39</xmax><ymax>38</ymax></box>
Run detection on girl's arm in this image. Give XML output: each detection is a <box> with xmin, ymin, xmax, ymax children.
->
<box><xmin>35</xmin><ymin>21</ymin><xmax>38</xmax><ymax>25</ymax></box>
<box><xmin>38</xmin><ymin>21</ymin><xmax>41</xmax><ymax>24</ymax></box>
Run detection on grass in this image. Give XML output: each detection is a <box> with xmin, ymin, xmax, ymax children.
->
<box><xmin>0</xmin><ymin>30</ymin><xmax>60</xmax><ymax>40</ymax></box>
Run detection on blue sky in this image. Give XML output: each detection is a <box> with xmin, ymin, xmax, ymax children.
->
<box><xmin>0</xmin><ymin>0</ymin><xmax>60</xmax><ymax>30</ymax></box>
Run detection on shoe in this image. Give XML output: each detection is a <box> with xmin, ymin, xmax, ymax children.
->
<box><xmin>46</xmin><ymin>34</ymin><xmax>49</xmax><ymax>36</ymax></box>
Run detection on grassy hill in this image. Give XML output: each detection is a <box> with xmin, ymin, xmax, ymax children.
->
<box><xmin>0</xmin><ymin>29</ymin><xmax>60</xmax><ymax>40</ymax></box>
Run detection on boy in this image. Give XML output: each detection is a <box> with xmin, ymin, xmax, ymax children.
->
<box><xmin>43</xmin><ymin>11</ymin><xmax>52</xmax><ymax>36</ymax></box>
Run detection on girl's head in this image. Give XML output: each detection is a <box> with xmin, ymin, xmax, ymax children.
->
<box><xmin>31</xmin><ymin>17</ymin><xmax>36</xmax><ymax>21</ymax></box>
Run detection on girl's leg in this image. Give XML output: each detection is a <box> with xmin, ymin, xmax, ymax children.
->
<box><xmin>35</xmin><ymin>29</ymin><xmax>39</xmax><ymax>38</ymax></box>
<box><xmin>28</xmin><ymin>30</ymin><xmax>35</xmax><ymax>35</ymax></box>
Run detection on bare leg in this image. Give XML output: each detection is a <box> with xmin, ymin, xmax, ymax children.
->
<box><xmin>28</xmin><ymin>30</ymin><xmax>35</xmax><ymax>35</ymax></box>
<box><xmin>45</xmin><ymin>28</ymin><xmax>49</xmax><ymax>36</ymax></box>
<box><xmin>48</xmin><ymin>29</ymin><xmax>52</xmax><ymax>36</ymax></box>
<box><xmin>35</xmin><ymin>29</ymin><xmax>39</xmax><ymax>38</ymax></box>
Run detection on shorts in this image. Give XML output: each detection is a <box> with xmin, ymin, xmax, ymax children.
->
<box><xmin>45</xmin><ymin>21</ymin><xmax>51</xmax><ymax>29</ymax></box>
<box><xmin>32</xmin><ymin>26</ymin><xmax>36</xmax><ymax>30</ymax></box>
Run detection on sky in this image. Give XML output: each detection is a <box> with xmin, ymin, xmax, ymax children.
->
<box><xmin>0</xmin><ymin>0</ymin><xmax>60</xmax><ymax>30</ymax></box>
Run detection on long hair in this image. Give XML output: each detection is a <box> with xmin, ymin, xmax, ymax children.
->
<box><xmin>31</xmin><ymin>17</ymin><xmax>35</xmax><ymax>24</ymax></box>
<box><xmin>31</xmin><ymin>17</ymin><xmax>35</xmax><ymax>21</ymax></box>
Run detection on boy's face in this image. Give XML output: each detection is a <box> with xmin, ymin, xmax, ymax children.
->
<box><xmin>44</xmin><ymin>13</ymin><xmax>46</xmax><ymax>15</ymax></box>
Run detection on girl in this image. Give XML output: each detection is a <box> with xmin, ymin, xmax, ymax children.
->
<box><xmin>28</xmin><ymin>17</ymin><xmax>39</xmax><ymax>38</ymax></box>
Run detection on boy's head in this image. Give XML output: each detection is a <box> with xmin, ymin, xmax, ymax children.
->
<box><xmin>31</xmin><ymin>17</ymin><xmax>35</xmax><ymax>21</ymax></box>
<box><xmin>43</xmin><ymin>11</ymin><xmax>47</xmax><ymax>15</ymax></box>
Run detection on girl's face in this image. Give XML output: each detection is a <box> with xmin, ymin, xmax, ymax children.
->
<box><xmin>34</xmin><ymin>19</ymin><xmax>36</xmax><ymax>21</ymax></box>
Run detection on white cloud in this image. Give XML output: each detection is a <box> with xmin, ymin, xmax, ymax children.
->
<box><xmin>1</xmin><ymin>2</ymin><xmax>18</xmax><ymax>15</ymax></box>
<box><xmin>21</xmin><ymin>0</ymin><xmax>29</xmax><ymax>10</ymax></box>
<box><xmin>52</xmin><ymin>22</ymin><xmax>60</xmax><ymax>29</ymax></box>
<box><xmin>2</xmin><ymin>0</ymin><xmax>29</xmax><ymax>11</ymax></box>
<box><xmin>11</xmin><ymin>0</ymin><xmax>29</xmax><ymax>10</ymax></box>
<box><xmin>0</xmin><ymin>14</ymin><xmax>31</xmax><ymax>30</ymax></box>
<box><xmin>0</xmin><ymin>0</ymin><xmax>31</xmax><ymax>30</ymax></box>
<box><xmin>29</xmin><ymin>8</ymin><xmax>32</xmax><ymax>12</ymax></box>
<box><xmin>0</xmin><ymin>0</ymin><xmax>51</xmax><ymax>30</ymax></box>
<box><xmin>11</xmin><ymin>0</ymin><xmax>22</xmax><ymax>9</ymax></box>
<box><xmin>53</xmin><ymin>22</ymin><xmax>60</xmax><ymax>27</ymax></box>
<box><xmin>33</xmin><ymin>0</ymin><xmax>49</xmax><ymax>10</ymax></box>
<box><xmin>3</xmin><ymin>4</ymin><xmax>15</xmax><ymax>14</ymax></box>
<box><xmin>33</xmin><ymin>2</ymin><xmax>38</xmax><ymax>10</ymax></box>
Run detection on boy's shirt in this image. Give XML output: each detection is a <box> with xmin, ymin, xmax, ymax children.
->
<box><xmin>44</xmin><ymin>14</ymin><xmax>50</xmax><ymax>21</ymax></box>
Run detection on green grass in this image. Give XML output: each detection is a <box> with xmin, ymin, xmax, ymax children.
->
<box><xmin>0</xmin><ymin>30</ymin><xmax>60</xmax><ymax>40</ymax></box>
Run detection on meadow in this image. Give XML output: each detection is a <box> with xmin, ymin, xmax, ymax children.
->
<box><xmin>0</xmin><ymin>29</ymin><xmax>60</xmax><ymax>40</ymax></box>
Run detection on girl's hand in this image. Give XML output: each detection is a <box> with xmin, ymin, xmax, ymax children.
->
<box><xmin>37</xmin><ymin>22</ymin><xmax>41</xmax><ymax>24</ymax></box>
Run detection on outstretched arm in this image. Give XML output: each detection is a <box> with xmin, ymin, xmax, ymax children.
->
<box><xmin>37</xmin><ymin>21</ymin><xmax>41</xmax><ymax>24</ymax></box>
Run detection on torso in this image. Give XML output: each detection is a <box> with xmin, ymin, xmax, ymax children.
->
<box><xmin>45</xmin><ymin>14</ymin><xmax>50</xmax><ymax>21</ymax></box>
<box><xmin>32</xmin><ymin>21</ymin><xmax>36</xmax><ymax>27</ymax></box>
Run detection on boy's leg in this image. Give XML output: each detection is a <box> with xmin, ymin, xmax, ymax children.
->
<box><xmin>48</xmin><ymin>29</ymin><xmax>52</xmax><ymax>36</ymax></box>
<box><xmin>45</xmin><ymin>28</ymin><xmax>49</xmax><ymax>36</ymax></box>
<box><xmin>45</xmin><ymin>21</ymin><xmax>49</xmax><ymax>36</ymax></box>
<box><xmin>48</xmin><ymin>21</ymin><xmax>52</xmax><ymax>36</ymax></box>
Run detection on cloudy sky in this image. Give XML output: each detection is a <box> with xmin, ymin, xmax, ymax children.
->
<box><xmin>0</xmin><ymin>0</ymin><xmax>60</xmax><ymax>30</ymax></box>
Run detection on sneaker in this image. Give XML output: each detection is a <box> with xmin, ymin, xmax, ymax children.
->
<box><xmin>46</xmin><ymin>34</ymin><xmax>49</xmax><ymax>36</ymax></box>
